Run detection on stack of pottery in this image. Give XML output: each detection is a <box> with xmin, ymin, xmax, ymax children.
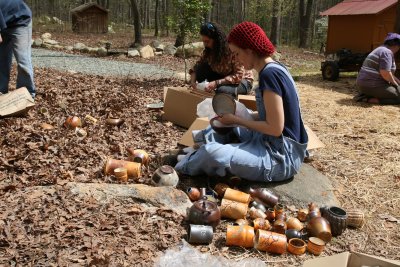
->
<box><xmin>220</xmin><ymin>188</ymin><xmax>250</xmax><ymax>220</ymax></box>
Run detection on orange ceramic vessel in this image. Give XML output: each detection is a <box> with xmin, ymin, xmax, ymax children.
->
<box><xmin>253</xmin><ymin>218</ymin><xmax>271</xmax><ymax>231</ymax></box>
<box><xmin>127</xmin><ymin>148</ymin><xmax>150</xmax><ymax>166</ymax></box>
<box><xmin>266</xmin><ymin>208</ymin><xmax>276</xmax><ymax>222</ymax></box>
<box><xmin>287</xmin><ymin>238</ymin><xmax>306</xmax><ymax>255</ymax></box>
<box><xmin>214</xmin><ymin>183</ymin><xmax>230</xmax><ymax>198</ymax></box>
<box><xmin>234</xmin><ymin>219</ymin><xmax>249</xmax><ymax>226</ymax></box>
<box><xmin>220</xmin><ymin>199</ymin><xmax>248</xmax><ymax>220</ymax></box>
<box><xmin>307</xmin><ymin>237</ymin><xmax>326</xmax><ymax>255</ymax></box>
<box><xmin>286</xmin><ymin>217</ymin><xmax>304</xmax><ymax>231</ymax></box>
<box><xmin>273</xmin><ymin>218</ymin><xmax>287</xmax><ymax>234</ymax></box>
<box><xmin>226</xmin><ymin>225</ymin><xmax>254</xmax><ymax>248</ymax></box>
<box><xmin>254</xmin><ymin>230</ymin><xmax>287</xmax><ymax>254</ymax></box>
<box><xmin>104</xmin><ymin>158</ymin><xmax>141</xmax><ymax>178</ymax></box>
<box><xmin>223</xmin><ymin>188</ymin><xmax>251</xmax><ymax>204</ymax></box>
<box><xmin>64</xmin><ymin>116</ymin><xmax>82</xmax><ymax>129</ymax></box>
<box><xmin>114</xmin><ymin>167</ymin><xmax>128</xmax><ymax>182</ymax></box>
<box><xmin>307</xmin><ymin>216</ymin><xmax>332</xmax><ymax>243</ymax></box>
<box><xmin>297</xmin><ymin>208</ymin><xmax>309</xmax><ymax>222</ymax></box>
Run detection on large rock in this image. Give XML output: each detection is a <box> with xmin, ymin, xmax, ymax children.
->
<box><xmin>163</xmin><ymin>44</ymin><xmax>177</xmax><ymax>56</ymax></box>
<box><xmin>175</xmin><ymin>42</ymin><xmax>204</xmax><ymax>58</ymax></box>
<box><xmin>151</xmin><ymin>40</ymin><xmax>162</xmax><ymax>48</ymax></box>
<box><xmin>73</xmin><ymin>42</ymin><xmax>87</xmax><ymax>52</ymax></box>
<box><xmin>139</xmin><ymin>45</ymin><xmax>155</xmax><ymax>58</ymax></box>
<box><xmin>43</xmin><ymin>39</ymin><xmax>59</xmax><ymax>45</ymax></box>
<box><xmin>32</xmin><ymin>38</ymin><xmax>43</xmax><ymax>47</ymax></box>
<box><xmin>242</xmin><ymin>163</ymin><xmax>339</xmax><ymax>207</ymax></box>
<box><xmin>127</xmin><ymin>49</ymin><xmax>140</xmax><ymax>58</ymax></box>
<box><xmin>97</xmin><ymin>47</ymin><xmax>108</xmax><ymax>57</ymax></box>
<box><xmin>66</xmin><ymin>182</ymin><xmax>192</xmax><ymax>216</ymax></box>
<box><xmin>41</xmin><ymin>32</ymin><xmax>52</xmax><ymax>40</ymax></box>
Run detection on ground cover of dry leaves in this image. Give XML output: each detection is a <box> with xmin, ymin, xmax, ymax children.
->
<box><xmin>1</xmin><ymin>31</ymin><xmax>399</xmax><ymax>266</ymax></box>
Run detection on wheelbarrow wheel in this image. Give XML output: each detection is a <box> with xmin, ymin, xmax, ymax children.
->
<box><xmin>322</xmin><ymin>61</ymin><xmax>340</xmax><ymax>81</ymax></box>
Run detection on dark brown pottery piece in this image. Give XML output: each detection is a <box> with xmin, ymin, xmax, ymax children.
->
<box><xmin>187</xmin><ymin>224</ymin><xmax>213</xmax><ymax>244</ymax></box>
<box><xmin>187</xmin><ymin>197</ymin><xmax>221</xmax><ymax>229</ymax></box>
<box><xmin>249</xmin><ymin>187</ymin><xmax>279</xmax><ymax>208</ymax></box>
<box><xmin>321</xmin><ymin>206</ymin><xmax>347</xmax><ymax>236</ymax></box>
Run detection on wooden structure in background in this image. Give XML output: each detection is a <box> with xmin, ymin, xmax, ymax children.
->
<box><xmin>71</xmin><ymin>3</ymin><xmax>108</xmax><ymax>34</ymax></box>
<box><xmin>321</xmin><ymin>0</ymin><xmax>397</xmax><ymax>54</ymax></box>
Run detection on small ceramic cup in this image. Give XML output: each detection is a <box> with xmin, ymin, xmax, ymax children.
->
<box><xmin>307</xmin><ymin>237</ymin><xmax>326</xmax><ymax>256</ymax></box>
<box><xmin>253</xmin><ymin>218</ymin><xmax>271</xmax><ymax>231</ymax></box>
<box><xmin>287</xmin><ymin>238</ymin><xmax>306</xmax><ymax>255</ymax></box>
<box><xmin>187</xmin><ymin>224</ymin><xmax>213</xmax><ymax>244</ymax></box>
<box><xmin>186</xmin><ymin>187</ymin><xmax>201</xmax><ymax>201</ymax></box>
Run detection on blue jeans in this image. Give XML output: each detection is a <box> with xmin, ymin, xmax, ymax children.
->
<box><xmin>0</xmin><ymin>22</ymin><xmax>35</xmax><ymax>98</ymax></box>
<box><xmin>175</xmin><ymin>126</ymin><xmax>308</xmax><ymax>182</ymax></box>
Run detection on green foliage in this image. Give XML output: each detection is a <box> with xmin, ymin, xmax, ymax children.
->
<box><xmin>170</xmin><ymin>0</ymin><xmax>211</xmax><ymax>43</ymax></box>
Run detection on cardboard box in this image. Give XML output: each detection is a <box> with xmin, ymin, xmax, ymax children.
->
<box><xmin>0</xmin><ymin>87</ymin><xmax>35</xmax><ymax>117</ymax></box>
<box><xmin>303</xmin><ymin>251</ymin><xmax>400</xmax><ymax>267</ymax></box>
<box><xmin>238</xmin><ymin>95</ymin><xmax>257</xmax><ymax>111</ymax></box>
<box><xmin>179</xmin><ymin>117</ymin><xmax>325</xmax><ymax>151</ymax></box>
<box><xmin>163</xmin><ymin>87</ymin><xmax>208</xmax><ymax>128</ymax></box>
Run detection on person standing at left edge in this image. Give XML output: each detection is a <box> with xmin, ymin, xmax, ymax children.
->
<box><xmin>0</xmin><ymin>0</ymin><xmax>36</xmax><ymax>99</ymax></box>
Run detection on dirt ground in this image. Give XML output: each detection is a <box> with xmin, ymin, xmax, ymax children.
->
<box><xmin>0</xmin><ymin>29</ymin><xmax>399</xmax><ymax>266</ymax></box>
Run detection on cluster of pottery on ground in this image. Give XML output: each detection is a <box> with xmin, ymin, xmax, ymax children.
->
<box><xmin>186</xmin><ymin>183</ymin><xmax>365</xmax><ymax>256</ymax></box>
<box><xmin>60</xmin><ymin>115</ymin><xmax>179</xmax><ymax>184</ymax></box>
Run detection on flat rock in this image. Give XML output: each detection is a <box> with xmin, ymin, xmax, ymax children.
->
<box><xmin>66</xmin><ymin>182</ymin><xmax>191</xmax><ymax>216</ymax></box>
<box><xmin>243</xmin><ymin>163</ymin><xmax>339</xmax><ymax>207</ymax></box>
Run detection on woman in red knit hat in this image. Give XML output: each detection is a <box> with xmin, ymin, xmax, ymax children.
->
<box><xmin>175</xmin><ymin>22</ymin><xmax>309</xmax><ymax>182</ymax></box>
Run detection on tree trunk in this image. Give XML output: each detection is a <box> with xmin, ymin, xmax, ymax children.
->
<box><xmin>270</xmin><ymin>0</ymin><xmax>281</xmax><ymax>46</ymax></box>
<box><xmin>299</xmin><ymin>0</ymin><xmax>314</xmax><ymax>48</ymax></box>
<box><xmin>130</xmin><ymin>0</ymin><xmax>142</xmax><ymax>46</ymax></box>
<box><xmin>395</xmin><ymin>0</ymin><xmax>400</xmax><ymax>32</ymax></box>
<box><xmin>155</xmin><ymin>0</ymin><xmax>159</xmax><ymax>36</ymax></box>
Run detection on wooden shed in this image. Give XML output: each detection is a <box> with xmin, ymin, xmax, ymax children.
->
<box><xmin>321</xmin><ymin>0</ymin><xmax>397</xmax><ymax>54</ymax></box>
<box><xmin>71</xmin><ymin>3</ymin><xmax>108</xmax><ymax>34</ymax></box>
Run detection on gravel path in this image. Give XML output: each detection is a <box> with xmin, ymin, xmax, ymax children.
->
<box><xmin>32</xmin><ymin>48</ymin><xmax>182</xmax><ymax>80</ymax></box>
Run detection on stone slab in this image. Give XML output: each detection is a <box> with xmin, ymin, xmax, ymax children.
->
<box><xmin>243</xmin><ymin>163</ymin><xmax>339</xmax><ymax>207</ymax></box>
<box><xmin>66</xmin><ymin>182</ymin><xmax>192</xmax><ymax>216</ymax></box>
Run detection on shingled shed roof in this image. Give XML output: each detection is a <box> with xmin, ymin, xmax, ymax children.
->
<box><xmin>71</xmin><ymin>2</ymin><xmax>108</xmax><ymax>14</ymax></box>
<box><xmin>321</xmin><ymin>0</ymin><xmax>397</xmax><ymax>16</ymax></box>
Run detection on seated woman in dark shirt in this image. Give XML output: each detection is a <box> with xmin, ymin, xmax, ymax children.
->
<box><xmin>189</xmin><ymin>22</ymin><xmax>253</xmax><ymax>97</ymax></box>
<box><xmin>176</xmin><ymin>22</ymin><xmax>308</xmax><ymax>182</ymax></box>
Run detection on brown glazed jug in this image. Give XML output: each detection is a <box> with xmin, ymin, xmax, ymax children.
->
<box><xmin>248</xmin><ymin>187</ymin><xmax>279</xmax><ymax>208</ymax></box>
<box><xmin>187</xmin><ymin>197</ymin><xmax>221</xmax><ymax>229</ymax></box>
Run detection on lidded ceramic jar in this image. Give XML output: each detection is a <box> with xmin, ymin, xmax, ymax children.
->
<box><xmin>187</xmin><ymin>197</ymin><xmax>221</xmax><ymax>229</ymax></box>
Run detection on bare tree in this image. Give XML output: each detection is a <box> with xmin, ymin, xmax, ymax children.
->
<box><xmin>270</xmin><ymin>0</ymin><xmax>281</xmax><ymax>46</ymax></box>
<box><xmin>129</xmin><ymin>0</ymin><xmax>142</xmax><ymax>46</ymax></box>
<box><xmin>299</xmin><ymin>0</ymin><xmax>314</xmax><ymax>48</ymax></box>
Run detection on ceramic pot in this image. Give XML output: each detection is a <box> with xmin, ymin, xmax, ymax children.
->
<box><xmin>214</xmin><ymin>183</ymin><xmax>229</xmax><ymax>198</ymax></box>
<box><xmin>286</xmin><ymin>217</ymin><xmax>304</xmax><ymax>231</ymax></box>
<box><xmin>248</xmin><ymin>187</ymin><xmax>279</xmax><ymax>208</ymax></box>
<box><xmin>210</xmin><ymin>117</ymin><xmax>234</xmax><ymax>135</ymax></box>
<box><xmin>254</xmin><ymin>230</ymin><xmax>287</xmax><ymax>254</ymax></box>
<box><xmin>287</xmin><ymin>238</ymin><xmax>306</xmax><ymax>255</ymax></box>
<box><xmin>234</xmin><ymin>219</ymin><xmax>249</xmax><ymax>226</ymax></box>
<box><xmin>226</xmin><ymin>225</ymin><xmax>254</xmax><ymax>248</ymax></box>
<box><xmin>249</xmin><ymin>207</ymin><xmax>267</xmax><ymax>220</ymax></box>
<box><xmin>64</xmin><ymin>116</ymin><xmax>82</xmax><ymax>129</ymax></box>
<box><xmin>253</xmin><ymin>218</ymin><xmax>271</xmax><ymax>231</ymax></box>
<box><xmin>220</xmin><ymin>198</ymin><xmax>248</xmax><ymax>220</ymax></box>
<box><xmin>297</xmin><ymin>208</ymin><xmax>309</xmax><ymax>222</ymax></box>
<box><xmin>273</xmin><ymin>218</ymin><xmax>287</xmax><ymax>234</ymax></box>
<box><xmin>307</xmin><ymin>216</ymin><xmax>332</xmax><ymax>243</ymax></box>
<box><xmin>346</xmin><ymin>209</ymin><xmax>365</xmax><ymax>228</ymax></box>
<box><xmin>113</xmin><ymin>167</ymin><xmax>128</xmax><ymax>182</ymax></box>
<box><xmin>127</xmin><ymin>148</ymin><xmax>150</xmax><ymax>166</ymax></box>
<box><xmin>307</xmin><ymin>202</ymin><xmax>321</xmax><ymax>221</ymax></box>
<box><xmin>275</xmin><ymin>212</ymin><xmax>287</xmax><ymax>222</ymax></box>
<box><xmin>104</xmin><ymin>158</ymin><xmax>141</xmax><ymax>178</ymax></box>
<box><xmin>321</xmin><ymin>206</ymin><xmax>347</xmax><ymax>236</ymax></box>
<box><xmin>307</xmin><ymin>237</ymin><xmax>326</xmax><ymax>256</ymax></box>
<box><xmin>186</xmin><ymin>187</ymin><xmax>201</xmax><ymax>201</ymax></box>
<box><xmin>187</xmin><ymin>224</ymin><xmax>213</xmax><ymax>244</ymax></box>
<box><xmin>250</xmin><ymin>199</ymin><xmax>267</xmax><ymax>213</ymax></box>
<box><xmin>228</xmin><ymin>176</ymin><xmax>242</xmax><ymax>188</ymax></box>
<box><xmin>84</xmin><ymin>114</ymin><xmax>97</xmax><ymax>124</ymax></box>
<box><xmin>187</xmin><ymin>197</ymin><xmax>221</xmax><ymax>229</ymax></box>
<box><xmin>266</xmin><ymin>208</ymin><xmax>275</xmax><ymax>222</ymax></box>
<box><xmin>285</xmin><ymin>229</ymin><xmax>302</xmax><ymax>240</ymax></box>
<box><xmin>105</xmin><ymin>118</ymin><xmax>125</xmax><ymax>127</ymax></box>
<box><xmin>151</xmin><ymin>165</ymin><xmax>179</xmax><ymax>187</ymax></box>
<box><xmin>274</xmin><ymin>204</ymin><xmax>285</xmax><ymax>218</ymax></box>
<box><xmin>223</xmin><ymin>188</ymin><xmax>251</xmax><ymax>204</ymax></box>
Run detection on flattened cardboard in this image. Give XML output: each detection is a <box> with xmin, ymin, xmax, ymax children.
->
<box><xmin>0</xmin><ymin>87</ymin><xmax>35</xmax><ymax>117</ymax></box>
<box><xmin>238</xmin><ymin>95</ymin><xmax>257</xmax><ymax>111</ymax></box>
<box><xmin>179</xmin><ymin>117</ymin><xmax>209</xmax><ymax>147</ymax></box>
<box><xmin>305</xmin><ymin>125</ymin><xmax>325</xmax><ymax>150</ymax></box>
<box><xmin>303</xmin><ymin>251</ymin><xmax>400</xmax><ymax>267</ymax></box>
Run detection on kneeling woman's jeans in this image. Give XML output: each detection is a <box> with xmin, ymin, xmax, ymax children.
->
<box><xmin>0</xmin><ymin>21</ymin><xmax>36</xmax><ymax>98</ymax></box>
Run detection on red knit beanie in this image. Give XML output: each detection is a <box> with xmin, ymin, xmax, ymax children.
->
<box><xmin>228</xmin><ymin>21</ymin><xmax>275</xmax><ymax>57</ymax></box>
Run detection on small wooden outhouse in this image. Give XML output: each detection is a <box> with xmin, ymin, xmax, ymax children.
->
<box><xmin>71</xmin><ymin>3</ymin><xmax>108</xmax><ymax>34</ymax></box>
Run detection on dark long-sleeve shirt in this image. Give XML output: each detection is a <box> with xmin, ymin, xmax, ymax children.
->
<box><xmin>0</xmin><ymin>0</ymin><xmax>32</xmax><ymax>32</ymax></box>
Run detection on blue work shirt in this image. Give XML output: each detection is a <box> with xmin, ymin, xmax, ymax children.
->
<box><xmin>0</xmin><ymin>0</ymin><xmax>32</xmax><ymax>32</ymax></box>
